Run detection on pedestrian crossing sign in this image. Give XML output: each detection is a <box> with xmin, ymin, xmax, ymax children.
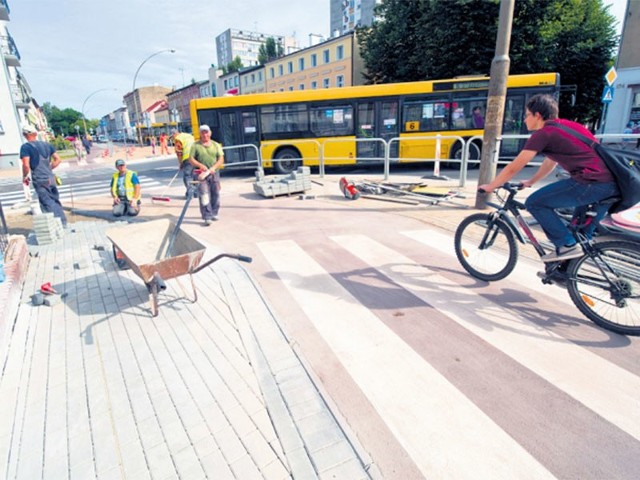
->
<box><xmin>602</xmin><ymin>85</ymin><xmax>614</xmax><ymax>103</ymax></box>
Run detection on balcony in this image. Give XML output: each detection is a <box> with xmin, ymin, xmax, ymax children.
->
<box><xmin>11</xmin><ymin>83</ymin><xmax>30</xmax><ymax>109</ymax></box>
<box><xmin>0</xmin><ymin>0</ymin><xmax>9</xmax><ymax>21</ymax></box>
<box><xmin>1</xmin><ymin>33</ymin><xmax>20</xmax><ymax>67</ymax></box>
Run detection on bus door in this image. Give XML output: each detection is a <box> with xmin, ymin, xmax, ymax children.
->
<box><xmin>500</xmin><ymin>94</ymin><xmax>526</xmax><ymax>158</ymax></box>
<box><xmin>356</xmin><ymin>100</ymin><xmax>399</xmax><ymax>161</ymax></box>
<box><xmin>219</xmin><ymin>109</ymin><xmax>260</xmax><ymax>167</ymax></box>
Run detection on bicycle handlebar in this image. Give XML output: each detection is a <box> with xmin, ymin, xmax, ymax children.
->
<box><xmin>477</xmin><ymin>182</ymin><xmax>524</xmax><ymax>194</ymax></box>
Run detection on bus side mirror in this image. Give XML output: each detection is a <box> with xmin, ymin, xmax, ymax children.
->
<box><xmin>570</xmin><ymin>94</ymin><xmax>576</xmax><ymax>107</ymax></box>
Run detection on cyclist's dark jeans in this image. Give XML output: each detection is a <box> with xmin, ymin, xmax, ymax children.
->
<box><xmin>525</xmin><ymin>179</ymin><xmax>619</xmax><ymax>248</ymax></box>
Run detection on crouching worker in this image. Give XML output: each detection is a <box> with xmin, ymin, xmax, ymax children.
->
<box><xmin>111</xmin><ymin>159</ymin><xmax>141</xmax><ymax>216</ymax></box>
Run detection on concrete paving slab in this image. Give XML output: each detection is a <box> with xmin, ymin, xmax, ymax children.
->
<box><xmin>0</xmin><ymin>219</ymin><xmax>372</xmax><ymax>479</ymax></box>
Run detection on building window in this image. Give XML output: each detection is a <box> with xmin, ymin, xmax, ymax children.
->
<box><xmin>323</xmin><ymin>49</ymin><xmax>330</xmax><ymax>63</ymax></box>
<box><xmin>251</xmin><ymin>73</ymin><xmax>255</xmax><ymax>83</ymax></box>
<box><xmin>278</xmin><ymin>65</ymin><xmax>284</xmax><ymax>76</ymax></box>
<box><xmin>311</xmin><ymin>54</ymin><xmax>317</xmax><ymax>67</ymax></box>
<box><xmin>289</xmin><ymin>86</ymin><xmax>294</xmax><ymax>91</ymax></box>
<box><xmin>323</xmin><ymin>78</ymin><xmax>330</xmax><ymax>88</ymax></box>
<box><xmin>288</xmin><ymin>61</ymin><xmax>293</xmax><ymax>74</ymax></box>
<box><xmin>299</xmin><ymin>84</ymin><xmax>305</xmax><ymax>90</ymax></box>
<box><xmin>259</xmin><ymin>72</ymin><xmax>263</xmax><ymax>81</ymax></box>
<box><xmin>336</xmin><ymin>45</ymin><xmax>344</xmax><ymax>60</ymax></box>
<box><xmin>311</xmin><ymin>81</ymin><xmax>318</xmax><ymax>89</ymax></box>
<box><xmin>270</xmin><ymin>67</ymin><xmax>275</xmax><ymax>78</ymax></box>
<box><xmin>336</xmin><ymin>75</ymin><xmax>344</xmax><ymax>87</ymax></box>
<box><xmin>299</xmin><ymin>58</ymin><xmax>305</xmax><ymax>71</ymax></box>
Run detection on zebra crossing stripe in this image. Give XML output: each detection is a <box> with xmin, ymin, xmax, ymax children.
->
<box><xmin>335</xmin><ymin>233</ymin><xmax>640</xmax><ymax>441</ymax></box>
<box><xmin>0</xmin><ymin>177</ymin><xmax>164</xmax><ymax>206</ymax></box>
<box><xmin>258</xmin><ymin>239</ymin><xmax>554</xmax><ymax>479</ymax></box>
<box><xmin>401</xmin><ymin>229</ymin><xmax>576</xmax><ymax>306</ymax></box>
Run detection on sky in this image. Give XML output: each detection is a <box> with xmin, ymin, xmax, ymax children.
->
<box><xmin>9</xmin><ymin>0</ymin><xmax>330</xmax><ymax>118</ymax></box>
<box><xmin>8</xmin><ymin>0</ymin><xmax>628</xmax><ymax>122</ymax></box>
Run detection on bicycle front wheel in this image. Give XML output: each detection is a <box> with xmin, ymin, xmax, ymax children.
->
<box><xmin>454</xmin><ymin>213</ymin><xmax>518</xmax><ymax>281</ymax></box>
<box><xmin>566</xmin><ymin>240</ymin><xmax>640</xmax><ymax>336</ymax></box>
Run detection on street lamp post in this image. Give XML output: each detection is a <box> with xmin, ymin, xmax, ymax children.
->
<box><xmin>131</xmin><ymin>48</ymin><xmax>175</xmax><ymax>146</ymax></box>
<box><xmin>81</xmin><ymin>88</ymin><xmax>117</xmax><ymax>136</ymax></box>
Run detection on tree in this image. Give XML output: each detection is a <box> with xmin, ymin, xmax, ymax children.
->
<box><xmin>223</xmin><ymin>56</ymin><xmax>244</xmax><ymax>74</ymax></box>
<box><xmin>358</xmin><ymin>0</ymin><xmax>618</xmax><ymax>124</ymax></box>
<box><xmin>258</xmin><ymin>37</ymin><xmax>284</xmax><ymax>65</ymax></box>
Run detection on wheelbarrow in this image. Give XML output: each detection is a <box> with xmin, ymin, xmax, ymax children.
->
<box><xmin>107</xmin><ymin>218</ymin><xmax>251</xmax><ymax>316</ymax></box>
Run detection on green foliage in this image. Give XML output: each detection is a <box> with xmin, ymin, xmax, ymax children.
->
<box><xmin>49</xmin><ymin>135</ymin><xmax>71</xmax><ymax>151</ymax></box>
<box><xmin>42</xmin><ymin>102</ymin><xmax>99</xmax><ymax>137</ymax></box>
<box><xmin>358</xmin><ymin>0</ymin><xmax>618</xmax><ymax>124</ymax></box>
<box><xmin>258</xmin><ymin>37</ymin><xmax>284</xmax><ymax>65</ymax></box>
<box><xmin>223</xmin><ymin>56</ymin><xmax>244</xmax><ymax>74</ymax></box>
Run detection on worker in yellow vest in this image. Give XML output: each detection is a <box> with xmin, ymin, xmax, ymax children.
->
<box><xmin>173</xmin><ymin>132</ymin><xmax>196</xmax><ymax>198</ymax></box>
<box><xmin>111</xmin><ymin>159</ymin><xmax>141</xmax><ymax>216</ymax></box>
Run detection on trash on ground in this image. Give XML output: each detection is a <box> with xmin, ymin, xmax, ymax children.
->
<box><xmin>338</xmin><ymin>178</ymin><xmax>467</xmax><ymax>207</ymax></box>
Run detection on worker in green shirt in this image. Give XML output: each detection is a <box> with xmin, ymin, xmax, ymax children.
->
<box><xmin>189</xmin><ymin>124</ymin><xmax>224</xmax><ymax>225</ymax></box>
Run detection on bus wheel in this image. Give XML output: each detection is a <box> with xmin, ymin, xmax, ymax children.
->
<box><xmin>273</xmin><ymin>148</ymin><xmax>301</xmax><ymax>175</ymax></box>
<box><xmin>449</xmin><ymin>141</ymin><xmax>481</xmax><ymax>170</ymax></box>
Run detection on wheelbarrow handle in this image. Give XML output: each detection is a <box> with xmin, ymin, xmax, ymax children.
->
<box><xmin>191</xmin><ymin>252</ymin><xmax>253</xmax><ymax>274</ymax></box>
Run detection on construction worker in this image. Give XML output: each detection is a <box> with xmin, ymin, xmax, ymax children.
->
<box><xmin>20</xmin><ymin>125</ymin><xmax>67</xmax><ymax>226</ymax></box>
<box><xmin>111</xmin><ymin>159</ymin><xmax>141</xmax><ymax>217</ymax></box>
<box><xmin>173</xmin><ymin>132</ymin><xmax>196</xmax><ymax>198</ymax></box>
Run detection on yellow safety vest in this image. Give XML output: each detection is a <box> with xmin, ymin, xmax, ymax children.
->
<box><xmin>111</xmin><ymin>170</ymin><xmax>137</xmax><ymax>200</ymax></box>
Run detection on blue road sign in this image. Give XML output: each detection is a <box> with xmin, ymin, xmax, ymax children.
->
<box><xmin>602</xmin><ymin>86</ymin><xmax>614</xmax><ymax>103</ymax></box>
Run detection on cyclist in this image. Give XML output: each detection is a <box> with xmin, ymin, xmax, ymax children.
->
<box><xmin>478</xmin><ymin>94</ymin><xmax>619</xmax><ymax>262</ymax></box>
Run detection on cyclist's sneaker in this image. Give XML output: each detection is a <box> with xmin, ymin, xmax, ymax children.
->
<box><xmin>536</xmin><ymin>270</ymin><xmax>567</xmax><ymax>286</ymax></box>
<box><xmin>541</xmin><ymin>244</ymin><xmax>583</xmax><ymax>262</ymax></box>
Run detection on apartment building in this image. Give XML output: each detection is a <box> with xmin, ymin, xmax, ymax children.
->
<box><xmin>0</xmin><ymin>0</ymin><xmax>38</xmax><ymax>169</ymax></box>
<box><xmin>330</xmin><ymin>0</ymin><xmax>381</xmax><ymax>36</ymax></box>
<box><xmin>264</xmin><ymin>32</ymin><xmax>364</xmax><ymax>92</ymax></box>
<box><xmin>605</xmin><ymin>0</ymin><xmax>640</xmax><ymax>134</ymax></box>
<box><xmin>166</xmin><ymin>81</ymin><xmax>207</xmax><ymax>133</ymax></box>
<box><xmin>123</xmin><ymin>86</ymin><xmax>172</xmax><ymax>139</ymax></box>
<box><xmin>216</xmin><ymin>29</ymin><xmax>299</xmax><ymax>69</ymax></box>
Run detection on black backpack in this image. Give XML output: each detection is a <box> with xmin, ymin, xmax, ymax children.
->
<box><xmin>548</xmin><ymin>122</ymin><xmax>640</xmax><ymax>213</ymax></box>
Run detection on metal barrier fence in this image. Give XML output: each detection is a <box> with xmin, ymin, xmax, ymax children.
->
<box><xmin>223</xmin><ymin>132</ymin><xmax>640</xmax><ymax>185</ymax></box>
<box><xmin>221</xmin><ymin>143</ymin><xmax>262</xmax><ymax>174</ymax></box>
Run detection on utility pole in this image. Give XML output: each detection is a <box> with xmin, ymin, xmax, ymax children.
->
<box><xmin>475</xmin><ymin>0</ymin><xmax>515</xmax><ymax>209</ymax></box>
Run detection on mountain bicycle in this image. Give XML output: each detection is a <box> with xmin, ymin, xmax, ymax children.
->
<box><xmin>454</xmin><ymin>182</ymin><xmax>640</xmax><ymax>336</ymax></box>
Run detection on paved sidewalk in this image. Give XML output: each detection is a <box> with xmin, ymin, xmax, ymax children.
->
<box><xmin>0</xmin><ymin>220</ymin><xmax>373</xmax><ymax>479</ymax></box>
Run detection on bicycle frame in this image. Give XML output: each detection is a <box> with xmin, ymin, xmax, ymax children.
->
<box><xmin>484</xmin><ymin>197</ymin><xmax>548</xmax><ymax>257</ymax></box>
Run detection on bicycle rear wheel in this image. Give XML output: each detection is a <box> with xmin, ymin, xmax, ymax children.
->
<box><xmin>454</xmin><ymin>213</ymin><xmax>518</xmax><ymax>281</ymax></box>
<box><xmin>566</xmin><ymin>240</ymin><xmax>640</xmax><ymax>336</ymax></box>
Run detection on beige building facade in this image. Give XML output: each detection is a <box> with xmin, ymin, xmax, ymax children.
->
<box><xmin>264</xmin><ymin>33</ymin><xmax>364</xmax><ymax>93</ymax></box>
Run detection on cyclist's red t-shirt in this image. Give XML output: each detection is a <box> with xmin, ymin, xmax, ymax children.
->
<box><xmin>523</xmin><ymin>118</ymin><xmax>614</xmax><ymax>184</ymax></box>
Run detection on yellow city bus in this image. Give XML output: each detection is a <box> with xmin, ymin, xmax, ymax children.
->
<box><xmin>190</xmin><ymin>72</ymin><xmax>563</xmax><ymax>174</ymax></box>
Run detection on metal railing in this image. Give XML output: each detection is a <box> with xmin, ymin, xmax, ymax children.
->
<box><xmin>224</xmin><ymin>131</ymin><xmax>640</xmax><ymax>185</ymax></box>
<box><xmin>221</xmin><ymin>143</ymin><xmax>262</xmax><ymax>173</ymax></box>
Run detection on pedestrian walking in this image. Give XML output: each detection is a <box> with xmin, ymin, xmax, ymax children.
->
<box><xmin>150</xmin><ymin>134</ymin><xmax>157</xmax><ymax>155</ymax></box>
<box><xmin>20</xmin><ymin>125</ymin><xmax>67</xmax><ymax>226</ymax></box>
<box><xmin>189</xmin><ymin>124</ymin><xmax>224</xmax><ymax>225</ymax></box>
<box><xmin>173</xmin><ymin>132</ymin><xmax>196</xmax><ymax>198</ymax></box>
<box><xmin>82</xmin><ymin>134</ymin><xmax>92</xmax><ymax>155</ymax></box>
<box><xmin>73</xmin><ymin>136</ymin><xmax>87</xmax><ymax>164</ymax></box>
<box><xmin>110</xmin><ymin>159</ymin><xmax>141</xmax><ymax>217</ymax></box>
<box><xmin>159</xmin><ymin>132</ymin><xmax>169</xmax><ymax>155</ymax></box>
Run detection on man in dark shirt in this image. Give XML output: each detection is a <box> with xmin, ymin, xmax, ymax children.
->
<box><xmin>20</xmin><ymin>125</ymin><xmax>67</xmax><ymax>226</ymax></box>
<box><xmin>478</xmin><ymin>94</ymin><xmax>618</xmax><ymax>262</ymax></box>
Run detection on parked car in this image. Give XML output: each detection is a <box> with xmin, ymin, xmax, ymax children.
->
<box><xmin>97</xmin><ymin>135</ymin><xmax>108</xmax><ymax>143</ymax></box>
<box><xmin>64</xmin><ymin>136</ymin><xmax>76</xmax><ymax>142</ymax></box>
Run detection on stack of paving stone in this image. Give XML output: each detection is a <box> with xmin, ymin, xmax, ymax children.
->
<box><xmin>253</xmin><ymin>166</ymin><xmax>312</xmax><ymax>198</ymax></box>
<box><xmin>32</xmin><ymin>212</ymin><xmax>64</xmax><ymax>245</ymax></box>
